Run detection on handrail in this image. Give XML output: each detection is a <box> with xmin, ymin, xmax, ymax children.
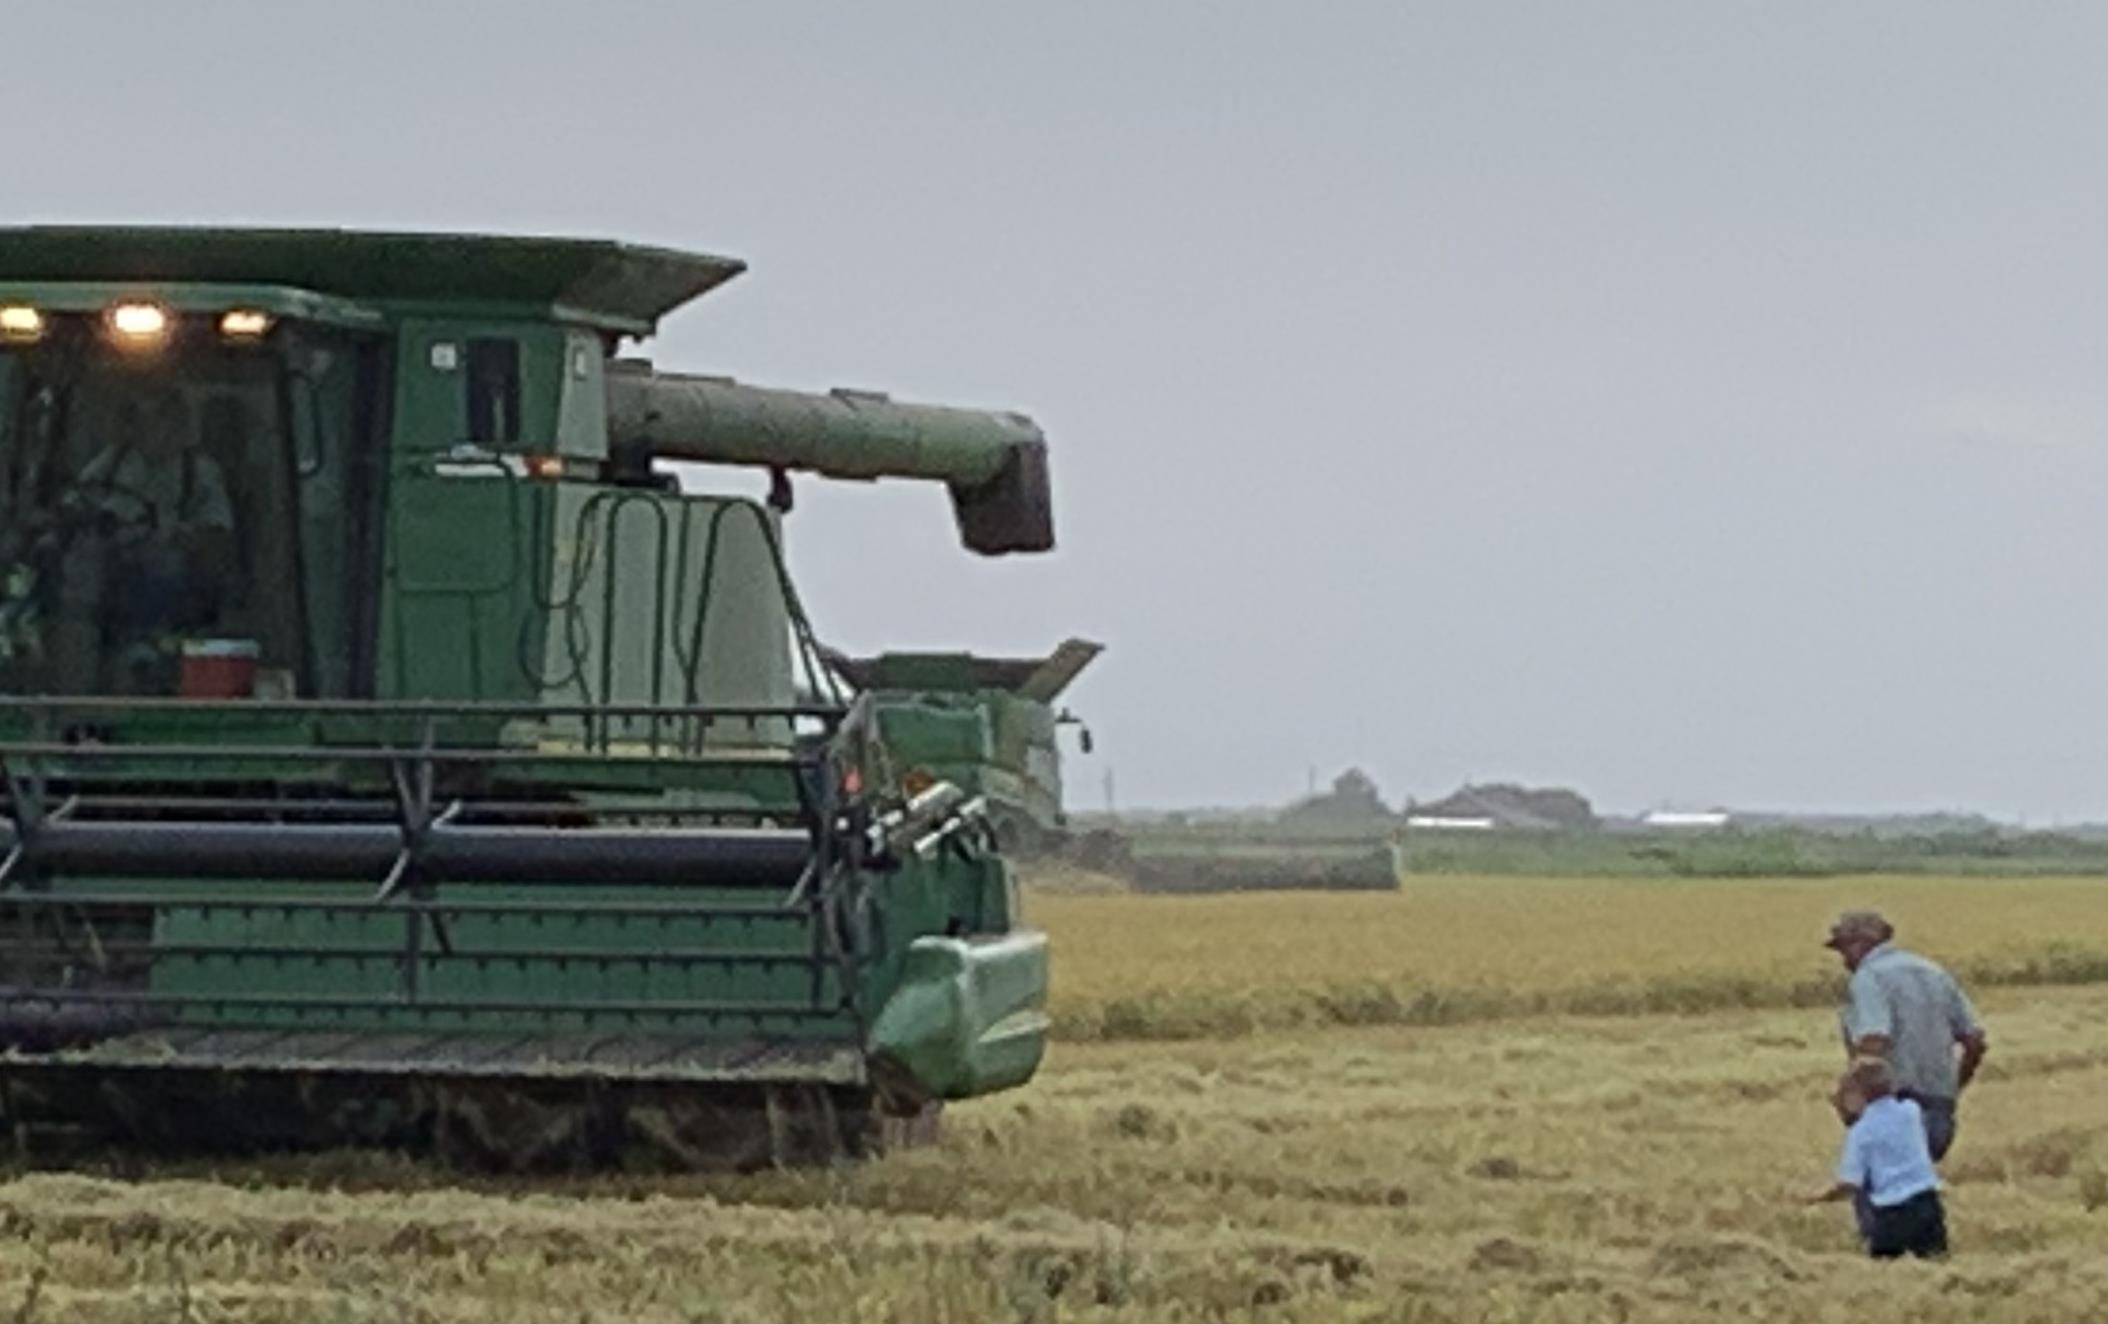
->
<box><xmin>0</xmin><ymin>696</ymin><xmax>846</xmax><ymax>719</ymax></box>
<box><xmin>0</xmin><ymin>696</ymin><xmax>848</xmax><ymax>768</ymax></box>
<box><xmin>0</xmin><ymin>891</ymin><xmax>811</xmax><ymax>918</ymax></box>
<box><xmin>0</xmin><ymin>741</ymin><xmax>808</xmax><ymax>768</ymax></box>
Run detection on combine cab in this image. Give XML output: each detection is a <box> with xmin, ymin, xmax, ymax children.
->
<box><xmin>0</xmin><ymin>229</ymin><xmax>1054</xmax><ymax>1167</ymax></box>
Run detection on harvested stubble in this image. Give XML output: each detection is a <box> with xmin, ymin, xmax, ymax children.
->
<box><xmin>1030</xmin><ymin>873</ymin><xmax>2108</xmax><ymax>1040</ymax></box>
<box><xmin>0</xmin><ymin>991</ymin><xmax>2105</xmax><ymax>1321</ymax></box>
<box><xmin>0</xmin><ymin>875</ymin><xmax>2104</xmax><ymax>1320</ymax></box>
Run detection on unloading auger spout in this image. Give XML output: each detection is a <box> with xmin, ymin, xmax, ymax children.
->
<box><xmin>607</xmin><ymin>366</ymin><xmax>1055</xmax><ymax>555</ymax></box>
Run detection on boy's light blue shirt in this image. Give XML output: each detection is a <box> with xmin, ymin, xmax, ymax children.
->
<box><xmin>1836</xmin><ymin>1096</ymin><xmax>1940</xmax><ymax>1208</ymax></box>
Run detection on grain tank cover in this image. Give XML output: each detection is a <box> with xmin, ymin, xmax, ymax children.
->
<box><xmin>832</xmin><ymin>639</ymin><xmax>1102</xmax><ymax>701</ymax></box>
<box><xmin>0</xmin><ymin>227</ymin><xmax>744</xmax><ymax>333</ymax></box>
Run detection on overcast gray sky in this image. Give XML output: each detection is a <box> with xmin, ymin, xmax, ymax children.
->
<box><xmin>13</xmin><ymin>3</ymin><xmax>2108</xmax><ymax>819</ymax></box>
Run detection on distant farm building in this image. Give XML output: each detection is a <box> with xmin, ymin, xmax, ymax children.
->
<box><xmin>1404</xmin><ymin>814</ymin><xmax>1497</xmax><ymax>831</ymax></box>
<box><xmin>1406</xmin><ymin>783</ymin><xmax>1596</xmax><ymax>831</ymax></box>
<box><xmin>1279</xmin><ymin>769</ymin><xmax>1392</xmax><ymax>827</ymax></box>
<box><xmin>1640</xmin><ymin>809</ymin><xmax>1731</xmax><ymax>829</ymax></box>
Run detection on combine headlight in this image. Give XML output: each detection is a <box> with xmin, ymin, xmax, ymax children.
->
<box><xmin>107</xmin><ymin>302</ymin><xmax>171</xmax><ymax>346</ymax></box>
<box><xmin>0</xmin><ymin>306</ymin><xmax>43</xmax><ymax>342</ymax></box>
<box><xmin>219</xmin><ymin>309</ymin><xmax>273</xmax><ymax>340</ymax></box>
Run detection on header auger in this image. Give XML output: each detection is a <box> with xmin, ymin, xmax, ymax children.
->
<box><xmin>0</xmin><ymin>228</ymin><xmax>1057</xmax><ymax>1168</ymax></box>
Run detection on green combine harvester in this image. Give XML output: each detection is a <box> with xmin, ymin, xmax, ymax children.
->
<box><xmin>0</xmin><ymin>228</ymin><xmax>1055</xmax><ymax>1168</ymax></box>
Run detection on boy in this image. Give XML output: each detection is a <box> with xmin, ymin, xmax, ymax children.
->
<box><xmin>1807</xmin><ymin>1056</ymin><xmax>1947</xmax><ymax>1259</ymax></box>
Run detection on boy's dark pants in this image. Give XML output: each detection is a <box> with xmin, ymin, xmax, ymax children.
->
<box><xmin>1867</xmin><ymin>1190</ymin><xmax>1947</xmax><ymax>1260</ymax></box>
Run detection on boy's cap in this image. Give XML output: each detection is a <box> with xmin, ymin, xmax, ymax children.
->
<box><xmin>1822</xmin><ymin>910</ymin><xmax>1894</xmax><ymax>950</ymax></box>
<box><xmin>1843</xmin><ymin>1056</ymin><xmax>1896</xmax><ymax>1097</ymax></box>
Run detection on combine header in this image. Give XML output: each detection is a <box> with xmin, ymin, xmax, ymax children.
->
<box><xmin>0</xmin><ymin>229</ymin><xmax>1054</xmax><ymax>1167</ymax></box>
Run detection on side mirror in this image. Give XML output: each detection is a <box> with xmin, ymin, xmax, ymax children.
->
<box><xmin>1056</xmin><ymin>708</ymin><xmax>1094</xmax><ymax>755</ymax></box>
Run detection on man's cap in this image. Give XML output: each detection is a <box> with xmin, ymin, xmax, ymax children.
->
<box><xmin>1822</xmin><ymin>909</ymin><xmax>1894</xmax><ymax>950</ymax></box>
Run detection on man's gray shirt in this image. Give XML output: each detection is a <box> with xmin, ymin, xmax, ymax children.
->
<box><xmin>1839</xmin><ymin>944</ymin><xmax>1982</xmax><ymax>1102</ymax></box>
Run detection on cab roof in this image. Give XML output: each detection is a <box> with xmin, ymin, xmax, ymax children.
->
<box><xmin>0</xmin><ymin>227</ymin><xmax>746</xmax><ymax>334</ymax></box>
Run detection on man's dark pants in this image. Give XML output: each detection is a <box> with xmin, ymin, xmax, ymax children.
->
<box><xmin>1913</xmin><ymin>1096</ymin><xmax>1957</xmax><ymax>1162</ymax></box>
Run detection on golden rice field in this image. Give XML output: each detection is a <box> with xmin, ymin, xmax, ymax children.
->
<box><xmin>1033</xmin><ymin>873</ymin><xmax>2108</xmax><ymax>1039</ymax></box>
<box><xmin>0</xmin><ymin>875</ymin><xmax>2103</xmax><ymax>1321</ymax></box>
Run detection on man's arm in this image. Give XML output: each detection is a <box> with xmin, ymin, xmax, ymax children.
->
<box><xmin>1843</xmin><ymin>972</ymin><xmax>1893</xmax><ymax>1061</ymax></box>
<box><xmin>177</xmin><ymin>456</ymin><xmax>239</xmax><ymax>583</ymax></box>
<box><xmin>73</xmin><ymin>445</ymin><xmax>117</xmax><ymax>487</ymax></box>
<box><xmin>1949</xmin><ymin>976</ymin><xmax>1987</xmax><ymax>1092</ymax></box>
<box><xmin>1850</xmin><ymin>1032</ymin><xmax>1893</xmax><ymax>1059</ymax></box>
<box><xmin>1956</xmin><ymin>1029</ymin><xmax>1988</xmax><ymax>1091</ymax></box>
<box><xmin>1805</xmin><ymin>1181</ymin><xmax>1858</xmax><ymax>1205</ymax></box>
<box><xmin>188</xmin><ymin>456</ymin><xmax>235</xmax><ymax>534</ymax></box>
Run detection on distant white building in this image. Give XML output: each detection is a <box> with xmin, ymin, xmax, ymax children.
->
<box><xmin>1641</xmin><ymin>809</ymin><xmax>1731</xmax><ymax>829</ymax></box>
<box><xmin>1404</xmin><ymin>814</ymin><xmax>1498</xmax><ymax>831</ymax></box>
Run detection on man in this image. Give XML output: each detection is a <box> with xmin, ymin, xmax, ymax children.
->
<box><xmin>52</xmin><ymin>387</ymin><xmax>236</xmax><ymax>688</ymax></box>
<box><xmin>1824</xmin><ymin>909</ymin><xmax>1988</xmax><ymax>1162</ymax></box>
<box><xmin>75</xmin><ymin>387</ymin><xmax>236</xmax><ymax>579</ymax></box>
